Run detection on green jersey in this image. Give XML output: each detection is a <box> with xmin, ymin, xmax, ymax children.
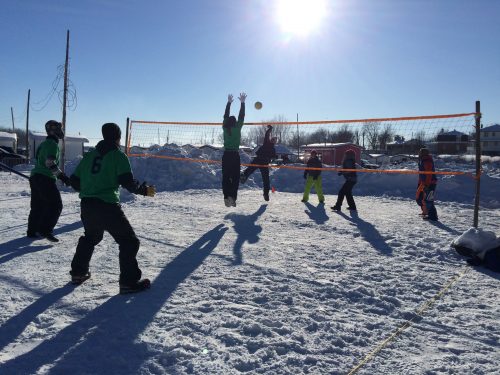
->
<box><xmin>73</xmin><ymin>146</ymin><xmax>132</xmax><ymax>203</ymax></box>
<box><xmin>222</xmin><ymin>101</ymin><xmax>245</xmax><ymax>151</ymax></box>
<box><xmin>31</xmin><ymin>137</ymin><xmax>60</xmax><ymax>180</ymax></box>
<box><xmin>222</xmin><ymin>123</ymin><xmax>244</xmax><ymax>151</ymax></box>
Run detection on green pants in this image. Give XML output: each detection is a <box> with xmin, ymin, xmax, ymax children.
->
<box><xmin>303</xmin><ymin>175</ymin><xmax>324</xmax><ymax>202</ymax></box>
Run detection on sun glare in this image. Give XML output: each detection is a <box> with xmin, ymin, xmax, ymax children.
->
<box><xmin>276</xmin><ymin>0</ymin><xmax>327</xmax><ymax>37</ymax></box>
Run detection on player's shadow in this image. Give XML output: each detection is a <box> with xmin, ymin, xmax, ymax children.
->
<box><xmin>304</xmin><ymin>202</ymin><xmax>329</xmax><ymax>224</ymax></box>
<box><xmin>225</xmin><ymin>204</ymin><xmax>267</xmax><ymax>265</ymax></box>
<box><xmin>0</xmin><ymin>285</ymin><xmax>75</xmax><ymax>352</ymax></box>
<box><xmin>53</xmin><ymin>221</ymin><xmax>83</xmax><ymax>236</ymax></box>
<box><xmin>0</xmin><ymin>224</ymin><xmax>228</xmax><ymax>375</ymax></box>
<box><xmin>337</xmin><ymin>210</ymin><xmax>393</xmax><ymax>255</ymax></box>
<box><xmin>0</xmin><ymin>221</ymin><xmax>82</xmax><ymax>264</ymax></box>
<box><xmin>427</xmin><ymin>220</ymin><xmax>462</xmax><ymax>235</ymax></box>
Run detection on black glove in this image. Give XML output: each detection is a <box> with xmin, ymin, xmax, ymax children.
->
<box><xmin>137</xmin><ymin>182</ymin><xmax>156</xmax><ymax>197</ymax></box>
<box><xmin>338</xmin><ymin>172</ymin><xmax>342</xmax><ymax>176</ymax></box>
<box><xmin>303</xmin><ymin>172</ymin><xmax>307</xmax><ymax>179</ymax></box>
<box><xmin>59</xmin><ymin>173</ymin><xmax>71</xmax><ymax>187</ymax></box>
<box><xmin>313</xmin><ymin>176</ymin><xmax>318</xmax><ymax>181</ymax></box>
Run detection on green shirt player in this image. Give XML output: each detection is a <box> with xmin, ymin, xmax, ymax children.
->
<box><xmin>27</xmin><ymin>120</ymin><xmax>71</xmax><ymax>242</ymax></box>
<box><xmin>69</xmin><ymin>123</ymin><xmax>155</xmax><ymax>294</ymax></box>
<box><xmin>222</xmin><ymin>92</ymin><xmax>246</xmax><ymax>207</ymax></box>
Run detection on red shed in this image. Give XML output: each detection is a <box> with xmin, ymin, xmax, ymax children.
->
<box><xmin>301</xmin><ymin>143</ymin><xmax>362</xmax><ymax>165</ymax></box>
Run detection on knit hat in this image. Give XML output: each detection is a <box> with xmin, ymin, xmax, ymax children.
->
<box><xmin>45</xmin><ymin>120</ymin><xmax>64</xmax><ymax>139</ymax></box>
<box><xmin>310</xmin><ymin>150</ymin><xmax>317</xmax><ymax>155</ymax></box>
<box><xmin>102</xmin><ymin>123</ymin><xmax>121</xmax><ymax>141</ymax></box>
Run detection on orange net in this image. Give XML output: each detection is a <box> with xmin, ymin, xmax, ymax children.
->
<box><xmin>128</xmin><ymin>112</ymin><xmax>477</xmax><ymax>177</ymax></box>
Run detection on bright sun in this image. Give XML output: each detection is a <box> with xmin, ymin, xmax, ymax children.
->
<box><xmin>276</xmin><ymin>0</ymin><xmax>327</xmax><ymax>37</ymax></box>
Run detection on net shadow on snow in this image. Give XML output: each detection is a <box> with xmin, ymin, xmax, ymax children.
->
<box><xmin>0</xmin><ymin>224</ymin><xmax>228</xmax><ymax>375</ymax></box>
<box><xmin>336</xmin><ymin>211</ymin><xmax>393</xmax><ymax>255</ymax></box>
<box><xmin>224</xmin><ymin>204</ymin><xmax>267</xmax><ymax>265</ymax></box>
<box><xmin>304</xmin><ymin>202</ymin><xmax>329</xmax><ymax>224</ymax></box>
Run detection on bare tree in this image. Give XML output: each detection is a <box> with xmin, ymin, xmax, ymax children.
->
<box><xmin>363</xmin><ymin>122</ymin><xmax>380</xmax><ymax>150</ymax></box>
<box><xmin>330</xmin><ymin>124</ymin><xmax>354</xmax><ymax>143</ymax></box>
<box><xmin>378</xmin><ymin>124</ymin><xmax>394</xmax><ymax>151</ymax></box>
<box><xmin>352</xmin><ymin>129</ymin><xmax>361</xmax><ymax>145</ymax></box>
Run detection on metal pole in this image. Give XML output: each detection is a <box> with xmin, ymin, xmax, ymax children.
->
<box><xmin>473</xmin><ymin>101</ymin><xmax>481</xmax><ymax>228</ymax></box>
<box><xmin>26</xmin><ymin>89</ymin><xmax>30</xmax><ymax>162</ymax></box>
<box><xmin>10</xmin><ymin>107</ymin><xmax>15</xmax><ymax>132</ymax></box>
<box><xmin>296</xmin><ymin>113</ymin><xmax>299</xmax><ymax>161</ymax></box>
<box><xmin>61</xmin><ymin>29</ymin><xmax>70</xmax><ymax>173</ymax></box>
<box><xmin>125</xmin><ymin>117</ymin><xmax>130</xmax><ymax>155</ymax></box>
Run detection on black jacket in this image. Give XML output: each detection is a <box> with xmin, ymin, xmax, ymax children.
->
<box><xmin>340</xmin><ymin>158</ymin><xmax>357</xmax><ymax>182</ymax></box>
<box><xmin>304</xmin><ymin>156</ymin><xmax>322</xmax><ymax>179</ymax></box>
<box><xmin>255</xmin><ymin>127</ymin><xmax>277</xmax><ymax>160</ymax></box>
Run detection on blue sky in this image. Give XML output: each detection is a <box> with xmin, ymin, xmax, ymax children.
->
<box><xmin>1</xmin><ymin>0</ymin><xmax>499</xmax><ymax>143</ymax></box>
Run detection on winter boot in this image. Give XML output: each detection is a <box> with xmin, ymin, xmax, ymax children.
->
<box><xmin>120</xmin><ymin>279</ymin><xmax>151</xmax><ymax>294</ymax></box>
<box><xmin>41</xmin><ymin>233</ymin><xmax>59</xmax><ymax>242</ymax></box>
<box><xmin>331</xmin><ymin>205</ymin><xmax>341</xmax><ymax>211</ymax></box>
<box><xmin>71</xmin><ymin>272</ymin><xmax>91</xmax><ymax>285</ymax></box>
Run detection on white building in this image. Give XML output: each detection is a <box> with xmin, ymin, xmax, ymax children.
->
<box><xmin>0</xmin><ymin>131</ymin><xmax>17</xmax><ymax>152</ymax></box>
<box><xmin>29</xmin><ymin>131</ymin><xmax>89</xmax><ymax>161</ymax></box>
<box><xmin>480</xmin><ymin>124</ymin><xmax>500</xmax><ymax>156</ymax></box>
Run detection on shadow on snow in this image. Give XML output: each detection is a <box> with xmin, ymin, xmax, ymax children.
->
<box><xmin>0</xmin><ymin>224</ymin><xmax>228</xmax><ymax>374</ymax></box>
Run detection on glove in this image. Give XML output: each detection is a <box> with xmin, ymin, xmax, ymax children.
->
<box><xmin>59</xmin><ymin>173</ymin><xmax>71</xmax><ymax>187</ymax></box>
<box><xmin>338</xmin><ymin>172</ymin><xmax>342</xmax><ymax>176</ymax></box>
<box><xmin>313</xmin><ymin>176</ymin><xmax>318</xmax><ymax>181</ymax></box>
<box><xmin>238</xmin><ymin>92</ymin><xmax>247</xmax><ymax>103</ymax></box>
<box><xmin>137</xmin><ymin>182</ymin><xmax>156</xmax><ymax>197</ymax></box>
<box><xmin>303</xmin><ymin>172</ymin><xmax>307</xmax><ymax>179</ymax></box>
<box><xmin>227</xmin><ymin>94</ymin><xmax>233</xmax><ymax>103</ymax></box>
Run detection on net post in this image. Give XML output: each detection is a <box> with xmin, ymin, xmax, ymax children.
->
<box><xmin>473</xmin><ymin>101</ymin><xmax>481</xmax><ymax>228</ymax></box>
<box><xmin>125</xmin><ymin>117</ymin><xmax>130</xmax><ymax>156</ymax></box>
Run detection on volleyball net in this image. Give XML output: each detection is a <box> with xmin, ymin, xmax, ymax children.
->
<box><xmin>127</xmin><ymin>110</ymin><xmax>479</xmax><ymax>177</ymax></box>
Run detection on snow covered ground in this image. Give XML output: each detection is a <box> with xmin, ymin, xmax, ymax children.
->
<box><xmin>0</xmin><ymin>154</ymin><xmax>499</xmax><ymax>374</ymax></box>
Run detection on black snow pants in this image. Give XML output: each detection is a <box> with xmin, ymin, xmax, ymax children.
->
<box><xmin>243</xmin><ymin>156</ymin><xmax>270</xmax><ymax>195</ymax></box>
<box><xmin>27</xmin><ymin>173</ymin><xmax>63</xmax><ymax>236</ymax></box>
<box><xmin>335</xmin><ymin>180</ymin><xmax>357</xmax><ymax>209</ymax></box>
<box><xmin>222</xmin><ymin>150</ymin><xmax>241</xmax><ymax>200</ymax></box>
<box><xmin>70</xmin><ymin>198</ymin><xmax>141</xmax><ymax>286</ymax></box>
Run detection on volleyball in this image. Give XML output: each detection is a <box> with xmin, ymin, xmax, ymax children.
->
<box><xmin>254</xmin><ymin>101</ymin><xmax>263</xmax><ymax>110</ymax></box>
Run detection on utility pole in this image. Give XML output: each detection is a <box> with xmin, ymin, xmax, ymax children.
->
<box><xmin>10</xmin><ymin>107</ymin><xmax>14</xmax><ymax>132</ymax></box>
<box><xmin>26</xmin><ymin>89</ymin><xmax>30</xmax><ymax>161</ymax></box>
<box><xmin>61</xmin><ymin>29</ymin><xmax>70</xmax><ymax>173</ymax></box>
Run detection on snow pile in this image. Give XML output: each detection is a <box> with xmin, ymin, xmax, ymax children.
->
<box><xmin>452</xmin><ymin>228</ymin><xmax>500</xmax><ymax>258</ymax></box>
<box><xmin>123</xmin><ymin>144</ymin><xmax>500</xmax><ymax>208</ymax></box>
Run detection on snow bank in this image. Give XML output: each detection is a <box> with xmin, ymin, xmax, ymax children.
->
<box><xmin>125</xmin><ymin>145</ymin><xmax>500</xmax><ymax>208</ymax></box>
<box><xmin>12</xmin><ymin>144</ymin><xmax>500</xmax><ymax>208</ymax></box>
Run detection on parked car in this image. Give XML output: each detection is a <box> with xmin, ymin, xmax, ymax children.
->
<box><xmin>360</xmin><ymin>159</ymin><xmax>380</xmax><ymax>169</ymax></box>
